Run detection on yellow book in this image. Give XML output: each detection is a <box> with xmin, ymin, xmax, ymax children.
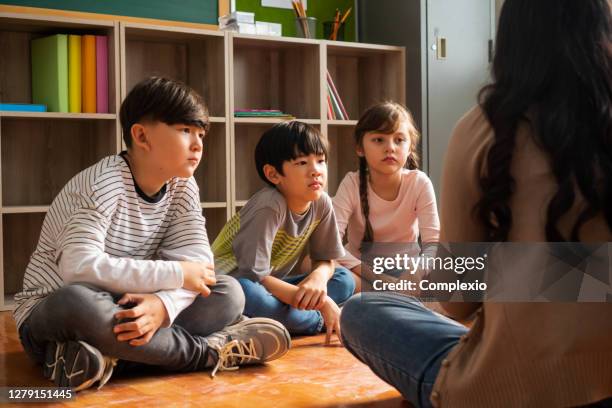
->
<box><xmin>81</xmin><ymin>35</ymin><xmax>96</xmax><ymax>113</ymax></box>
<box><xmin>68</xmin><ymin>35</ymin><xmax>81</xmax><ymax>113</ymax></box>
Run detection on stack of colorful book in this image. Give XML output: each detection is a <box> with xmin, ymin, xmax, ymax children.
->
<box><xmin>234</xmin><ymin>109</ymin><xmax>295</xmax><ymax>120</ymax></box>
<box><xmin>30</xmin><ymin>34</ymin><xmax>108</xmax><ymax>113</ymax></box>
<box><xmin>326</xmin><ymin>71</ymin><xmax>349</xmax><ymax>120</ymax></box>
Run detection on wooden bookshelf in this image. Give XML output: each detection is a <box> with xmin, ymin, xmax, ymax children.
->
<box><xmin>0</xmin><ymin>11</ymin><xmax>405</xmax><ymax>310</ymax></box>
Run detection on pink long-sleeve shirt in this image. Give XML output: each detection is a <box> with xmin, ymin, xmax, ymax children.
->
<box><xmin>332</xmin><ymin>169</ymin><xmax>440</xmax><ymax>270</ymax></box>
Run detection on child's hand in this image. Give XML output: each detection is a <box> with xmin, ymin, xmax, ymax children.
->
<box><xmin>113</xmin><ymin>293</ymin><xmax>168</xmax><ymax>346</ymax></box>
<box><xmin>180</xmin><ymin>261</ymin><xmax>216</xmax><ymax>296</ymax></box>
<box><xmin>294</xmin><ymin>274</ymin><xmax>327</xmax><ymax>310</ymax></box>
<box><xmin>320</xmin><ymin>296</ymin><xmax>343</xmax><ymax>346</ymax></box>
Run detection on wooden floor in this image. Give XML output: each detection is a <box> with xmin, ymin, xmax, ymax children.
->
<box><xmin>0</xmin><ymin>312</ymin><xmax>409</xmax><ymax>407</ymax></box>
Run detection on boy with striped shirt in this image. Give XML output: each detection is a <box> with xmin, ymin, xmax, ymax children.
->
<box><xmin>14</xmin><ymin>77</ymin><xmax>290</xmax><ymax>391</ymax></box>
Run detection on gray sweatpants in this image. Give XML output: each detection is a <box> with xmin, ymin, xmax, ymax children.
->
<box><xmin>18</xmin><ymin>275</ymin><xmax>244</xmax><ymax>373</ymax></box>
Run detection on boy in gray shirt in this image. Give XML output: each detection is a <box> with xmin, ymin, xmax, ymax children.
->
<box><xmin>213</xmin><ymin>121</ymin><xmax>355</xmax><ymax>343</ymax></box>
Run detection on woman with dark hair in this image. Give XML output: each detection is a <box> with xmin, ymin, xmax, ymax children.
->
<box><xmin>340</xmin><ymin>0</ymin><xmax>612</xmax><ymax>407</ymax></box>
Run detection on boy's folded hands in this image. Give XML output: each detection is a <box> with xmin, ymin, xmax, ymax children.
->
<box><xmin>319</xmin><ymin>296</ymin><xmax>342</xmax><ymax>345</ymax></box>
<box><xmin>113</xmin><ymin>293</ymin><xmax>168</xmax><ymax>346</ymax></box>
<box><xmin>180</xmin><ymin>261</ymin><xmax>217</xmax><ymax>296</ymax></box>
<box><xmin>293</xmin><ymin>274</ymin><xmax>327</xmax><ymax>310</ymax></box>
<box><xmin>292</xmin><ymin>269</ymin><xmax>342</xmax><ymax>345</ymax></box>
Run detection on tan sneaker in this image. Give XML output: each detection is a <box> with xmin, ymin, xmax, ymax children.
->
<box><xmin>206</xmin><ymin>317</ymin><xmax>291</xmax><ymax>377</ymax></box>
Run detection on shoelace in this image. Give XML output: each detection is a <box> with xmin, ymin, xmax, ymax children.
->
<box><xmin>97</xmin><ymin>357</ymin><xmax>118</xmax><ymax>390</ymax></box>
<box><xmin>210</xmin><ymin>339</ymin><xmax>259</xmax><ymax>378</ymax></box>
<box><xmin>45</xmin><ymin>343</ymin><xmax>66</xmax><ymax>381</ymax></box>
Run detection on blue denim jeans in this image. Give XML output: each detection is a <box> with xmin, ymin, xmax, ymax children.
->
<box><xmin>238</xmin><ymin>266</ymin><xmax>355</xmax><ymax>335</ymax></box>
<box><xmin>340</xmin><ymin>292</ymin><xmax>467</xmax><ymax>408</ymax></box>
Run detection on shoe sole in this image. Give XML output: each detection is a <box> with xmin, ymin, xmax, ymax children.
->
<box><xmin>229</xmin><ymin>317</ymin><xmax>292</xmax><ymax>361</ymax></box>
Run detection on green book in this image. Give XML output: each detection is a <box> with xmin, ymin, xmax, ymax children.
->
<box><xmin>31</xmin><ymin>34</ymin><xmax>69</xmax><ymax>112</ymax></box>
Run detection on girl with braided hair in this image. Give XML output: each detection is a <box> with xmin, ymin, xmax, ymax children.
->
<box><xmin>332</xmin><ymin>101</ymin><xmax>440</xmax><ymax>292</ymax></box>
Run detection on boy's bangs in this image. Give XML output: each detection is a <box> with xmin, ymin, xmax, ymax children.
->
<box><xmin>163</xmin><ymin>107</ymin><xmax>210</xmax><ymax>132</ymax></box>
<box><xmin>291</xmin><ymin>130</ymin><xmax>328</xmax><ymax>160</ymax></box>
<box><xmin>186</xmin><ymin>117</ymin><xmax>210</xmax><ymax>132</ymax></box>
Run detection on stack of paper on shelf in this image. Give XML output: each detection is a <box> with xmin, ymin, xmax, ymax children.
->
<box><xmin>234</xmin><ymin>109</ymin><xmax>295</xmax><ymax>120</ymax></box>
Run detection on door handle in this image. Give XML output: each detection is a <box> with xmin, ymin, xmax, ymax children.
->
<box><xmin>436</xmin><ymin>36</ymin><xmax>447</xmax><ymax>60</ymax></box>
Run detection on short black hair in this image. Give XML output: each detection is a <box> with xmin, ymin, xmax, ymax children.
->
<box><xmin>119</xmin><ymin>77</ymin><xmax>209</xmax><ymax>148</ymax></box>
<box><xmin>255</xmin><ymin>121</ymin><xmax>329</xmax><ymax>187</ymax></box>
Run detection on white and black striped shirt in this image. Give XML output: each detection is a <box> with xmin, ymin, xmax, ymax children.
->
<box><xmin>13</xmin><ymin>153</ymin><xmax>213</xmax><ymax>329</ymax></box>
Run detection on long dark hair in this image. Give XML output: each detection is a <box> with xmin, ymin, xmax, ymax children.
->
<box><xmin>354</xmin><ymin>101</ymin><xmax>420</xmax><ymax>244</ymax></box>
<box><xmin>477</xmin><ymin>0</ymin><xmax>612</xmax><ymax>241</ymax></box>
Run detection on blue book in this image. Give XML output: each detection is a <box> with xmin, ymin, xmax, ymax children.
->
<box><xmin>0</xmin><ymin>103</ymin><xmax>47</xmax><ymax>112</ymax></box>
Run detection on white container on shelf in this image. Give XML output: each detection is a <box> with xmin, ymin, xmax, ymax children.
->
<box><xmin>268</xmin><ymin>22</ymin><xmax>282</xmax><ymax>36</ymax></box>
<box><xmin>231</xmin><ymin>11</ymin><xmax>255</xmax><ymax>24</ymax></box>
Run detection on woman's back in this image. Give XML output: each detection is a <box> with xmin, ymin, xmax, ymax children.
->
<box><xmin>436</xmin><ymin>105</ymin><xmax>612</xmax><ymax>407</ymax></box>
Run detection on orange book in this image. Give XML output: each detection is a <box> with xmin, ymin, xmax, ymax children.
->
<box><xmin>81</xmin><ymin>35</ymin><xmax>96</xmax><ymax>113</ymax></box>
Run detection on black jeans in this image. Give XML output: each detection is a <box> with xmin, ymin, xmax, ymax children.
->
<box><xmin>19</xmin><ymin>275</ymin><xmax>244</xmax><ymax>373</ymax></box>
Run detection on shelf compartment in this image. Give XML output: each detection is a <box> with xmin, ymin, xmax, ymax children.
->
<box><xmin>232</xmin><ymin>36</ymin><xmax>320</xmax><ymax>120</ymax></box>
<box><xmin>326</xmin><ymin>124</ymin><xmax>359</xmax><ymax>196</ymax></box>
<box><xmin>203</xmin><ymin>207</ymin><xmax>227</xmax><ymax>243</ymax></box>
<box><xmin>193</xmin><ymin>122</ymin><xmax>226</xmax><ymax>203</ymax></box>
<box><xmin>327</xmin><ymin>44</ymin><xmax>405</xmax><ymax>120</ymax></box>
<box><xmin>3</xmin><ymin>212</ymin><xmax>45</xmax><ymax>300</ymax></box>
<box><xmin>123</xmin><ymin>23</ymin><xmax>226</xmax><ymax>118</ymax></box>
<box><xmin>0</xmin><ymin>13</ymin><xmax>119</xmax><ymax>114</ymax></box>
<box><xmin>1</xmin><ymin>118</ymin><xmax>116</xmax><ymax>206</ymax></box>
